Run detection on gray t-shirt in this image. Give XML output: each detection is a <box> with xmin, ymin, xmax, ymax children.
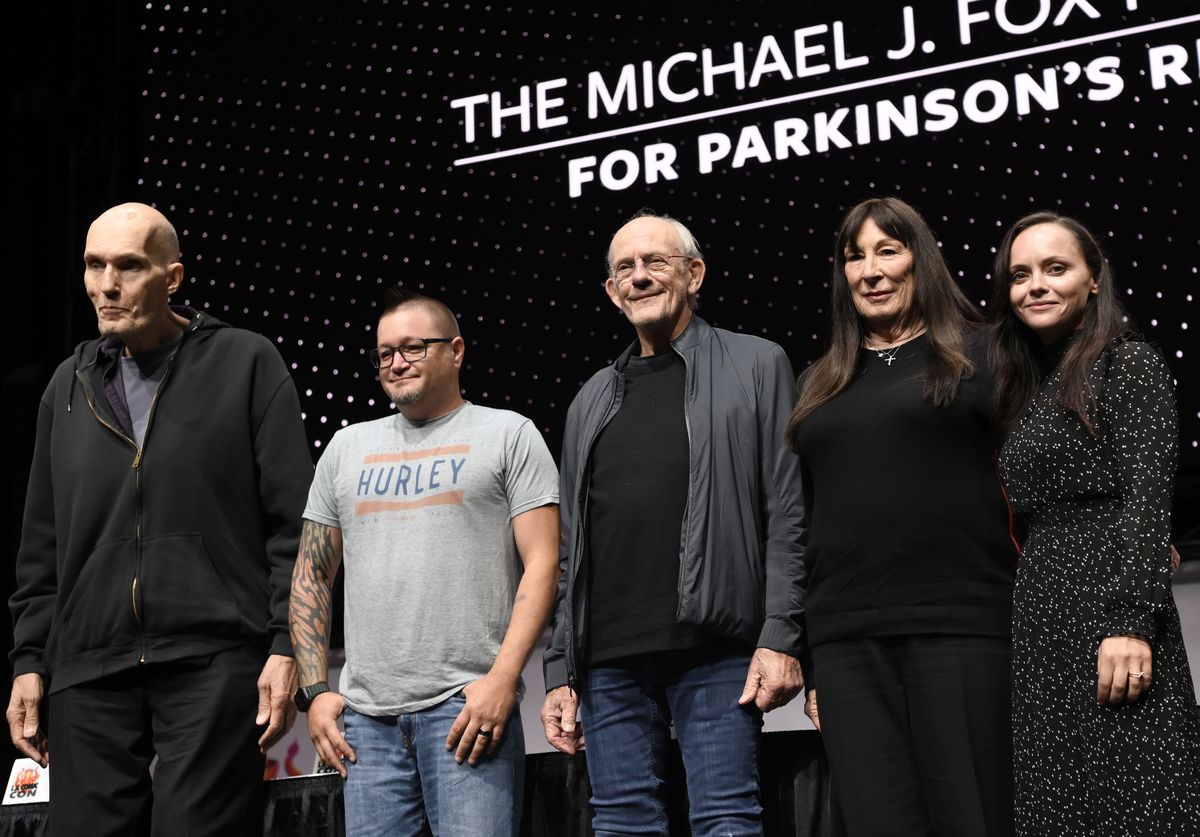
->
<box><xmin>304</xmin><ymin>402</ymin><xmax>559</xmax><ymax>715</ymax></box>
<box><xmin>119</xmin><ymin>336</ymin><xmax>179</xmax><ymax>447</ymax></box>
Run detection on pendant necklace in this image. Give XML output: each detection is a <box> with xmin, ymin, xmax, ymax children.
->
<box><xmin>875</xmin><ymin>346</ymin><xmax>901</xmax><ymax>366</ymax></box>
<box><xmin>865</xmin><ymin>328</ymin><xmax>925</xmax><ymax>366</ymax></box>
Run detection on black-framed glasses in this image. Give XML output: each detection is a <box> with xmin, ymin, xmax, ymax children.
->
<box><xmin>610</xmin><ymin>254</ymin><xmax>692</xmax><ymax>283</ymax></box>
<box><xmin>369</xmin><ymin>338</ymin><xmax>453</xmax><ymax>368</ymax></box>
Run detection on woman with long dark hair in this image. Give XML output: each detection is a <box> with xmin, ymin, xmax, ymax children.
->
<box><xmin>990</xmin><ymin>211</ymin><xmax>1200</xmax><ymax>834</ymax></box>
<box><xmin>787</xmin><ymin>197</ymin><xmax>1017</xmax><ymax>836</ymax></box>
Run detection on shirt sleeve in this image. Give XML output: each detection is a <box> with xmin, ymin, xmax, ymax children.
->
<box><xmin>1099</xmin><ymin>342</ymin><xmax>1178</xmax><ymax>641</ymax></box>
<box><xmin>304</xmin><ymin>431</ymin><xmax>345</xmax><ymax>529</ymax></box>
<box><xmin>543</xmin><ymin>397</ymin><xmax>583</xmax><ymax>692</ymax></box>
<box><xmin>504</xmin><ymin>418</ymin><xmax>560</xmax><ymax>518</ymax></box>
<box><xmin>10</xmin><ymin>385</ymin><xmax>60</xmax><ymax>678</ymax></box>
<box><xmin>250</xmin><ymin>361</ymin><xmax>315</xmax><ymax>658</ymax></box>
<box><xmin>754</xmin><ymin>343</ymin><xmax>810</xmax><ymax>658</ymax></box>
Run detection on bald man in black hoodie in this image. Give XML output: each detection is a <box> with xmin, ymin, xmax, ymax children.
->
<box><xmin>7</xmin><ymin>203</ymin><xmax>313</xmax><ymax>836</ymax></box>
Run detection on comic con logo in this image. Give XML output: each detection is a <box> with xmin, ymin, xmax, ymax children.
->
<box><xmin>9</xmin><ymin>766</ymin><xmax>40</xmax><ymax>799</ymax></box>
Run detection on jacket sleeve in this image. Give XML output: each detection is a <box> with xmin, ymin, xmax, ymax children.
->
<box><xmin>10</xmin><ymin>385</ymin><xmax>60</xmax><ymax>678</ymax></box>
<box><xmin>543</xmin><ymin>398</ymin><xmax>581</xmax><ymax>692</ymax></box>
<box><xmin>754</xmin><ymin>344</ymin><xmax>809</xmax><ymax>658</ymax></box>
<box><xmin>1099</xmin><ymin>342</ymin><xmax>1178</xmax><ymax>641</ymax></box>
<box><xmin>250</xmin><ymin>358</ymin><xmax>314</xmax><ymax>657</ymax></box>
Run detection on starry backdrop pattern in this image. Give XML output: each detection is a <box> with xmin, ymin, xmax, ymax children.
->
<box><xmin>131</xmin><ymin>1</ymin><xmax>1197</xmax><ymax>481</ymax></box>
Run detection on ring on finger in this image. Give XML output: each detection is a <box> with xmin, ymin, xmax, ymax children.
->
<box><xmin>476</xmin><ymin>728</ymin><xmax>492</xmax><ymax>739</ymax></box>
<box><xmin>1129</xmin><ymin>671</ymin><xmax>1146</xmax><ymax>680</ymax></box>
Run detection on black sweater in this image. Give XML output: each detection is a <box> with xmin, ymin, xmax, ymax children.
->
<box><xmin>10</xmin><ymin>310</ymin><xmax>313</xmax><ymax>693</ymax></box>
<box><xmin>792</xmin><ymin>333</ymin><xmax>1017</xmax><ymax>646</ymax></box>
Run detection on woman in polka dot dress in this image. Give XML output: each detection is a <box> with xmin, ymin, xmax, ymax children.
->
<box><xmin>989</xmin><ymin>211</ymin><xmax>1200</xmax><ymax>835</ymax></box>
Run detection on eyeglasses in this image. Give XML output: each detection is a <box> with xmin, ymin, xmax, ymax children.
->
<box><xmin>369</xmin><ymin>338</ymin><xmax>453</xmax><ymax>368</ymax></box>
<box><xmin>610</xmin><ymin>254</ymin><xmax>692</xmax><ymax>283</ymax></box>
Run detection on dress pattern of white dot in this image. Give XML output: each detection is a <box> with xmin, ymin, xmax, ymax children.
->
<box><xmin>1001</xmin><ymin>337</ymin><xmax>1200</xmax><ymax>833</ymax></box>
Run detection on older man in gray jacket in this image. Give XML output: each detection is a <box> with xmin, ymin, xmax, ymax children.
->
<box><xmin>540</xmin><ymin>211</ymin><xmax>808</xmax><ymax>837</ymax></box>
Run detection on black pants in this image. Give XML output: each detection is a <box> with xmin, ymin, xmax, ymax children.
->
<box><xmin>811</xmin><ymin>635</ymin><xmax>1014</xmax><ymax>837</ymax></box>
<box><xmin>47</xmin><ymin>646</ymin><xmax>266</xmax><ymax>837</ymax></box>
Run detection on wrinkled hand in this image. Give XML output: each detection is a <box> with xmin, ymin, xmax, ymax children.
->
<box><xmin>1097</xmin><ymin>635</ymin><xmax>1153</xmax><ymax>705</ymax></box>
<box><xmin>6</xmin><ymin>673</ymin><xmax>48</xmax><ymax>767</ymax></box>
<box><xmin>803</xmin><ymin>688</ymin><xmax>821</xmax><ymax>732</ymax></box>
<box><xmin>256</xmin><ymin>654</ymin><xmax>299</xmax><ymax>753</ymax></box>
<box><xmin>738</xmin><ymin>648</ymin><xmax>804</xmax><ymax>712</ymax></box>
<box><xmin>307</xmin><ymin>691</ymin><xmax>355</xmax><ymax>777</ymax></box>
<box><xmin>445</xmin><ymin>673</ymin><xmax>519</xmax><ymax>766</ymax></box>
<box><xmin>540</xmin><ymin>685</ymin><xmax>583</xmax><ymax>755</ymax></box>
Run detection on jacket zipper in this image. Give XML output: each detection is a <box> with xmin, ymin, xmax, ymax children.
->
<box><xmin>673</xmin><ymin>344</ymin><xmax>694</xmax><ymax>621</ymax></box>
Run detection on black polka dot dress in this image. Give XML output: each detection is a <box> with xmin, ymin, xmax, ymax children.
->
<box><xmin>999</xmin><ymin>337</ymin><xmax>1200</xmax><ymax>835</ymax></box>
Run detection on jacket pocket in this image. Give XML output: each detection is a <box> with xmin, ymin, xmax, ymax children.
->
<box><xmin>138</xmin><ymin>534</ymin><xmax>242</xmax><ymax>639</ymax></box>
<box><xmin>49</xmin><ymin>537</ymin><xmax>142</xmax><ymax>660</ymax></box>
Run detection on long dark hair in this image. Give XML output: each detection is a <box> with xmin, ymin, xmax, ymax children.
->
<box><xmin>988</xmin><ymin>211</ymin><xmax>1128</xmax><ymax>434</ymax></box>
<box><xmin>786</xmin><ymin>197</ymin><xmax>980</xmax><ymax>446</ymax></box>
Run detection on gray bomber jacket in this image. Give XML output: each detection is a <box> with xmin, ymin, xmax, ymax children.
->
<box><xmin>543</xmin><ymin>316</ymin><xmax>809</xmax><ymax>690</ymax></box>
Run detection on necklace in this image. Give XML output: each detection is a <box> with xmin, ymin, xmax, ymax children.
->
<box><xmin>864</xmin><ymin>328</ymin><xmax>925</xmax><ymax>366</ymax></box>
<box><xmin>875</xmin><ymin>346</ymin><xmax>901</xmax><ymax>366</ymax></box>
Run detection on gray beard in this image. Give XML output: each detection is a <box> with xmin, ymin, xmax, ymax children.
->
<box><xmin>389</xmin><ymin>386</ymin><xmax>424</xmax><ymax>407</ymax></box>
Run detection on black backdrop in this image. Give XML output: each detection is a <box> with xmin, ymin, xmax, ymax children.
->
<box><xmin>4</xmin><ymin>0</ymin><xmax>1199</xmax><ymax>755</ymax></box>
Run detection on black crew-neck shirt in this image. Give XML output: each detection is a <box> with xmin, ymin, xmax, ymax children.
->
<box><xmin>791</xmin><ymin>332</ymin><xmax>1018</xmax><ymax>646</ymax></box>
<box><xmin>585</xmin><ymin>349</ymin><xmax>713</xmax><ymax>665</ymax></box>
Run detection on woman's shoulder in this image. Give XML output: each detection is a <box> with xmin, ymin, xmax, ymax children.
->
<box><xmin>1098</xmin><ymin>332</ymin><xmax>1168</xmax><ymax>371</ymax></box>
<box><xmin>1094</xmin><ymin>333</ymin><xmax>1174</xmax><ymax>394</ymax></box>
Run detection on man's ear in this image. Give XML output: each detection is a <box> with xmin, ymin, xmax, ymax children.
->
<box><xmin>166</xmin><ymin>262</ymin><xmax>185</xmax><ymax>295</ymax></box>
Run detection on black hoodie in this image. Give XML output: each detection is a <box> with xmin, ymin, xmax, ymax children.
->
<box><xmin>10</xmin><ymin>309</ymin><xmax>313</xmax><ymax>693</ymax></box>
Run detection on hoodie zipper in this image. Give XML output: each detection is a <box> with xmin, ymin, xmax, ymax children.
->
<box><xmin>75</xmin><ymin>370</ymin><xmax>146</xmax><ymax>662</ymax></box>
<box><xmin>74</xmin><ymin>343</ymin><xmax>182</xmax><ymax>666</ymax></box>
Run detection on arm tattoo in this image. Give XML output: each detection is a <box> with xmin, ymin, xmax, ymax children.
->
<box><xmin>289</xmin><ymin>520</ymin><xmax>341</xmax><ymax>686</ymax></box>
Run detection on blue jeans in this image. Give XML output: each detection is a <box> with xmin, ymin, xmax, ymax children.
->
<box><xmin>580</xmin><ymin>650</ymin><xmax>763</xmax><ymax>837</ymax></box>
<box><xmin>342</xmin><ymin>694</ymin><xmax>524</xmax><ymax>837</ymax></box>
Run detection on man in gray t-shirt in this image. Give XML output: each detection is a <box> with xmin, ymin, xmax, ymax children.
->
<box><xmin>288</xmin><ymin>288</ymin><xmax>559</xmax><ymax>837</ymax></box>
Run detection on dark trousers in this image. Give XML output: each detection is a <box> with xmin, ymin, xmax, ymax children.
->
<box><xmin>47</xmin><ymin>646</ymin><xmax>266</xmax><ymax>837</ymax></box>
<box><xmin>811</xmin><ymin>635</ymin><xmax>1014</xmax><ymax>837</ymax></box>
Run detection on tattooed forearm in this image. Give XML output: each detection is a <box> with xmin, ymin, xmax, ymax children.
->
<box><xmin>289</xmin><ymin>520</ymin><xmax>343</xmax><ymax>686</ymax></box>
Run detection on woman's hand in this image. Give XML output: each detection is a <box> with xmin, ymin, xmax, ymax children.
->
<box><xmin>1096</xmin><ymin>635</ymin><xmax>1152</xmax><ymax>704</ymax></box>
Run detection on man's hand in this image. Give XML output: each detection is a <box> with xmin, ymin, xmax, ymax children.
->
<box><xmin>738</xmin><ymin>647</ymin><xmax>804</xmax><ymax>712</ymax></box>
<box><xmin>307</xmin><ymin>691</ymin><xmax>355</xmax><ymax>777</ymax></box>
<box><xmin>803</xmin><ymin>688</ymin><xmax>821</xmax><ymax>732</ymax></box>
<box><xmin>540</xmin><ymin>685</ymin><xmax>583</xmax><ymax>755</ymax></box>
<box><xmin>1097</xmin><ymin>635</ymin><xmax>1153</xmax><ymax>705</ymax></box>
<box><xmin>256</xmin><ymin>654</ymin><xmax>299</xmax><ymax>753</ymax></box>
<box><xmin>445</xmin><ymin>672</ymin><xmax>519</xmax><ymax>766</ymax></box>
<box><xmin>6</xmin><ymin>673</ymin><xmax>48</xmax><ymax>767</ymax></box>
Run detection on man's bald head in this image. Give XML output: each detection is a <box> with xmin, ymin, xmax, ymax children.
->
<box><xmin>89</xmin><ymin>202</ymin><xmax>181</xmax><ymax>264</ymax></box>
